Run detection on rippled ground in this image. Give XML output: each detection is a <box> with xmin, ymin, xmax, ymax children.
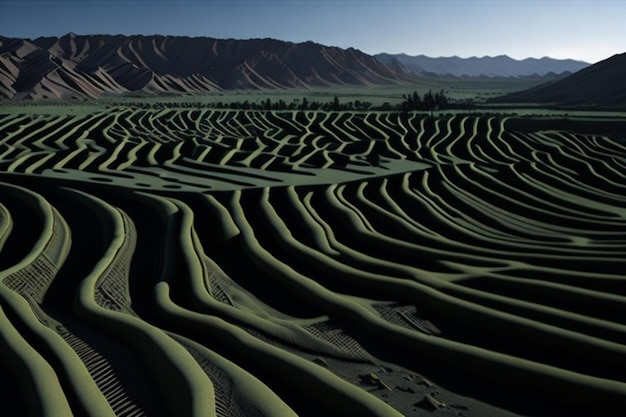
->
<box><xmin>1</xmin><ymin>108</ymin><xmax>626</xmax><ymax>417</ymax></box>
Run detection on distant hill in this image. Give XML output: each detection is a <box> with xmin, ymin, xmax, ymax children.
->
<box><xmin>376</xmin><ymin>53</ymin><xmax>589</xmax><ymax>78</ymax></box>
<box><xmin>492</xmin><ymin>53</ymin><xmax>626</xmax><ymax>109</ymax></box>
<box><xmin>0</xmin><ymin>33</ymin><xmax>413</xmax><ymax>99</ymax></box>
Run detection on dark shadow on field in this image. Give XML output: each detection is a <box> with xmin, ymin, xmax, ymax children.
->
<box><xmin>462</xmin><ymin>276</ymin><xmax>626</xmax><ymax>331</ymax></box>
<box><xmin>46</xmin><ymin>308</ymin><xmax>168</xmax><ymax>417</ymax></box>
<box><xmin>344</xmin><ymin>322</ymin><xmax>590</xmax><ymax>417</ymax></box>
<box><xmin>0</xmin><ymin>359</ymin><xmax>28</xmax><ymax>417</ymax></box>
<box><xmin>41</xmin><ymin>188</ymin><xmax>106</xmax><ymax>310</ymax></box>
<box><xmin>3</xmin><ymin>168</ymin><xmax>626</xmax><ymax>417</ymax></box>
<box><xmin>506</xmin><ymin>117</ymin><xmax>626</xmax><ymax>141</ymax></box>
<box><xmin>93</xmin><ymin>187</ymin><xmax>171</xmax><ymax>319</ymax></box>
<box><xmin>184</xmin><ymin>191</ymin><xmax>324</xmax><ymax>319</ymax></box>
<box><xmin>0</xmin><ymin>183</ymin><xmax>43</xmax><ymax>270</ymax></box>
<box><xmin>3</xmin><ymin>178</ymin><xmax>168</xmax><ymax>416</ymax></box>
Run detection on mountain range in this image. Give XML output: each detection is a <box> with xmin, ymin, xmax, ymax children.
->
<box><xmin>0</xmin><ymin>33</ymin><xmax>611</xmax><ymax>102</ymax></box>
<box><xmin>492</xmin><ymin>53</ymin><xmax>626</xmax><ymax>109</ymax></box>
<box><xmin>375</xmin><ymin>53</ymin><xmax>589</xmax><ymax>78</ymax></box>
<box><xmin>0</xmin><ymin>33</ymin><xmax>411</xmax><ymax>100</ymax></box>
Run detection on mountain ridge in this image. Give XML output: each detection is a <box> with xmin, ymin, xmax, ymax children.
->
<box><xmin>376</xmin><ymin>53</ymin><xmax>589</xmax><ymax>78</ymax></box>
<box><xmin>492</xmin><ymin>53</ymin><xmax>626</xmax><ymax>109</ymax></box>
<box><xmin>0</xmin><ymin>33</ymin><xmax>413</xmax><ymax>99</ymax></box>
<box><xmin>0</xmin><ymin>33</ymin><xmax>597</xmax><ymax>100</ymax></box>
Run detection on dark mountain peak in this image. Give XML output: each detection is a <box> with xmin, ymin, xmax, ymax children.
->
<box><xmin>493</xmin><ymin>52</ymin><xmax>626</xmax><ymax>109</ymax></box>
<box><xmin>603</xmin><ymin>52</ymin><xmax>626</xmax><ymax>62</ymax></box>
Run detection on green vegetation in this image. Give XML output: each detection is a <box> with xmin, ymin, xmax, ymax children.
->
<box><xmin>0</xmin><ymin>76</ymin><xmax>563</xmax><ymax>115</ymax></box>
<box><xmin>400</xmin><ymin>90</ymin><xmax>450</xmax><ymax>115</ymax></box>
<box><xmin>207</xmin><ymin>89</ymin><xmax>451</xmax><ymax>113</ymax></box>
<box><xmin>1</xmin><ymin>103</ymin><xmax>626</xmax><ymax>416</ymax></box>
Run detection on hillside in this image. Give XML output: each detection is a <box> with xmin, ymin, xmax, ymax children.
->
<box><xmin>0</xmin><ymin>33</ymin><xmax>413</xmax><ymax>99</ymax></box>
<box><xmin>492</xmin><ymin>53</ymin><xmax>626</xmax><ymax>109</ymax></box>
<box><xmin>376</xmin><ymin>53</ymin><xmax>588</xmax><ymax>78</ymax></box>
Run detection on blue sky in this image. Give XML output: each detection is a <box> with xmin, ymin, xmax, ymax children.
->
<box><xmin>1</xmin><ymin>0</ymin><xmax>624</xmax><ymax>63</ymax></box>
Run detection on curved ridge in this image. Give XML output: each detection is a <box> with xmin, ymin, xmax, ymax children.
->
<box><xmin>1</xmin><ymin>109</ymin><xmax>625</xmax><ymax>416</ymax></box>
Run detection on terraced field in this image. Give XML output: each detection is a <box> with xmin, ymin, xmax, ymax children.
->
<box><xmin>1</xmin><ymin>107</ymin><xmax>625</xmax><ymax>417</ymax></box>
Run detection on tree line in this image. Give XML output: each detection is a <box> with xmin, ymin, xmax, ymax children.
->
<box><xmin>212</xmin><ymin>91</ymin><xmax>452</xmax><ymax>113</ymax></box>
<box><xmin>400</xmin><ymin>90</ymin><xmax>449</xmax><ymax>115</ymax></box>
<box><xmin>116</xmin><ymin>90</ymin><xmax>469</xmax><ymax>114</ymax></box>
<box><xmin>210</xmin><ymin>95</ymin><xmax>375</xmax><ymax>111</ymax></box>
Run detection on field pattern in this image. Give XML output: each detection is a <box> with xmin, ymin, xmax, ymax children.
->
<box><xmin>1</xmin><ymin>107</ymin><xmax>626</xmax><ymax>417</ymax></box>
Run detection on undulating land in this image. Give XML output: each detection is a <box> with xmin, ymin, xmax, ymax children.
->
<box><xmin>1</xmin><ymin>101</ymin><xmax>626</xmax><ymax>417</ymax></box>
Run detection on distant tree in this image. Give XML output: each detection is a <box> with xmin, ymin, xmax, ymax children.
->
<box><xmin>309</xmin><ymin>100</ymin><xmax>321</xmax><ymax>110</ymax></box>
<box><xmin>401</xmin><ymin>93</ymin><xmax>412</xmax><ymax>111</ymax></box>
<box><xmin>400</xmin><ymin>89</ymin><xmax>449</xmax><ymax>114</ymax></box>
<box><xmin>412</xmin><ymin>91</ymin><xmax>422</xmax><ymax>110</ymax></box>
<box><xmin>301</xmin><ymin>97</ymin><xmax>309</xmax><ymax>110</ymax></box>
<box><xmin>354</xmin><ymin>100</ymin><xmax>372</xmax><ymax>110</ymax></box>
<box><xmin>331</xmin><ymin>95</ymin><xmax>340</xmax><ymax>111</ymax></box>
<box><xmin>422</xmin><ymin>90</ymin><xmax>438</xmax><ymax>116</ymax></box>
<box><xmin>402</xmin><ymin>92</ymin><xmax>422</xmax><ymax>112</ymax></box>
<box><xmin>434</xmin><ymin>89</ymin><xmax>448</xmax><ymax>110</ymax></box>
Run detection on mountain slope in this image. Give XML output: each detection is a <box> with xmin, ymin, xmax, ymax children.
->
<box><xmin>376</xmin><ymin>53</ymin><xmax>589</xmax><ymax>77</ymax></box>
<box><xmin>0</xmin><ymin>33</ymin><xmax>412</xmax><ymax>99</ymax></box>
<box><xmin>493</xmin><ymin>53</ymin><xmax>626</xmax><ymax>109</ymax></box>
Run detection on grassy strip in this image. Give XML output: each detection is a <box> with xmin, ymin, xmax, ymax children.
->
<box><xmin>65</xmin><ymin>189</ymin><xmax>217</xmax><ymax>417</ymax></box>
<box><xmin>458</xmin><ymin>273</ymin><xmax>626</xmax><ymax>339</ymax></box>
<box><xmin>546</xmin><ymin>142</ymin><xmax>626</xmax><ymax>195</ymax></box>
<box><xmin>144</xmin><ymin>193</ymin><xmax>307</xmax><ymax>414</ymax></box>
<box><xmin>0</xmin><ymin>184</ymin><xmax>116</xmax><ymax>416</ymax></box>
<box><xmin>439</xmin><ymin>115</ymin><xmax>472</xmax><ymax>163</ymax></box>
<box><xmin>0</xmin><ymin>275</ymin><xmax>115</xmax><ymax>417</ymax></box>
<box><xmin>313</xmin><ymin>179</ymin><xmax>626</xmax><ymax>342</ymax></box>
<box><xmin>0</xmin><ymin>183</ymin><xmax>54</xmax><ymax>270</ymax></box>
<box><xmin>4</xmin><ymin>116</ymin><xmax>67</xmax><ymax>150</ymax></box>
<box><xmin>284</xmin><ymin>182</ymin><xmax>626</xmax><ymax>349</ymax></box>
<box><xmin>0</xmin><ymin>183</ymin><xmax>70</xmax><ymax>292</ymax></box>
<box><xmin>153</xmin><ymin>281</ymin><xmax>403</xmax><ymax>417</ymax></box>
<box><xmin>0</xmin><ymin>304</ymin><xmax>73</xmax><ymax>417</ymax></box>
<box><xmin>483</xmin><ymin>117</ymin><xmax>521</xmax><ymax>163</ymax></box>
<box><xmin>426</xmin><ymin>165</ymin><xmax>623</xmax><ymax>257</ymax></box>
<box><xmin>6</xmin><ymin>151</ymin><xmax>53</xmax><ymax>173</ymax></box>
<box><xmin>144</xmin><ymin>192</ymin><xmax>401</xmax><ymax>415</ymax></box>
<box><xmin>437</xmin><ymin>166</ymin><xmax>600</xmax><ymax>246</ymax></box>
<box><xmin>516</xmin><ymin>158</ymin><xmax>626</xmax><ymax>217</ymax></box>
<box><xmin>170</xmin><ymin>333</ymin><xmax>299</xmax><ymax>417</ymax></box>
<box><xmin>228</xmin><ymin>187</ymin><xmax>626</xmax><ymax>411</ymax></box>
<box><xmin>0</xmin><ymin>202</ymin><xmax>12</xmax><ymax>251</ymax></box>
<box><xmin>198</xmin><ymin>194</ymin><xmax>240</xmax><ymax>241</ymax></box>
<box><xmin>284</xmin><ymin>186</ymin><xmax>341</xmax><ymax>256</ymax></box>
<box><xmin>330</xmin><ymin>178</ymin><xmax>626</xmax><ymax>371</ymax></box>
<box><xmin>172</xmin><ymin>193</ymin><xmax>366</xmax><ymax>360</ymax></box>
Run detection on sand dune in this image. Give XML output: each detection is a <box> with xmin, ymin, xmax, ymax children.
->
<box><xmin>1</xmin><ymin>107</ymin><xmax>626</xmax><ymax>416</ymax></box>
